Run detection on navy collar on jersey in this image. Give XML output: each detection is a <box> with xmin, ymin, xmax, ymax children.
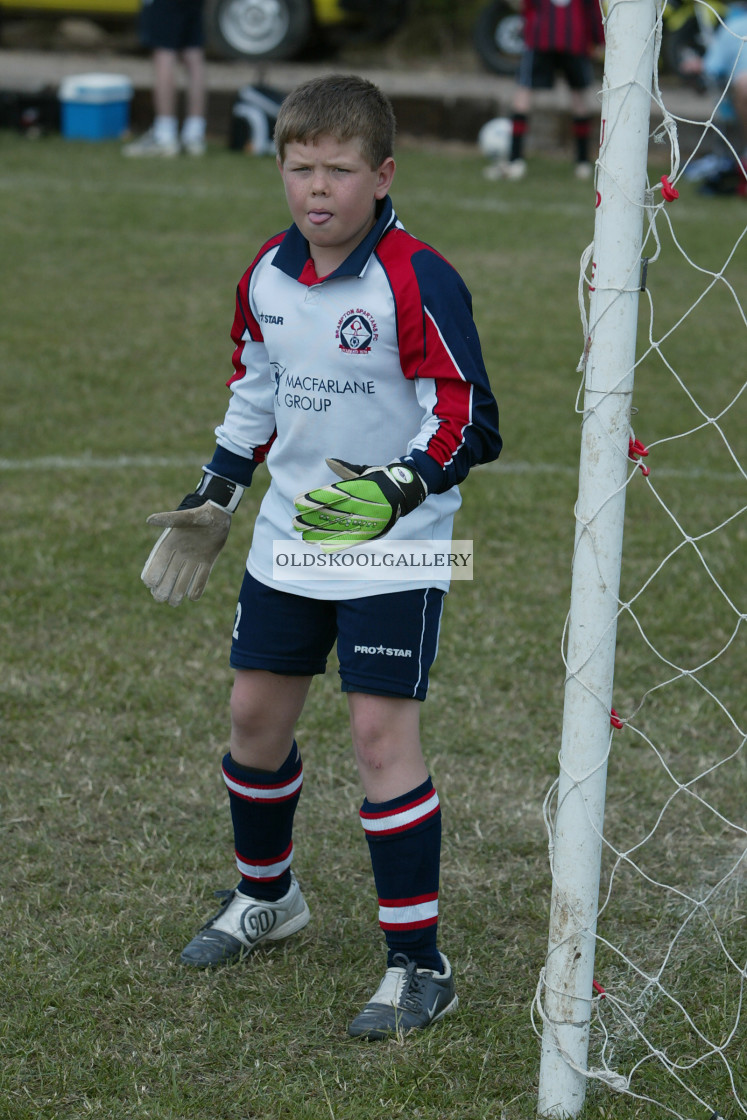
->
<box><xmin>272</xmin><ymin>195</ymin><xmax>397</xmax><ymax>285</ymax></box>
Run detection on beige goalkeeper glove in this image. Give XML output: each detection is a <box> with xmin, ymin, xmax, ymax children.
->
<box><xmin>141</xmin><ymin>473</ymin><xmax>244</xmax><ymax>606</ymax></box>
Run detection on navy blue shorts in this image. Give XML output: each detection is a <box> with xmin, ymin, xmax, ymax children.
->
<box><xmin>139</xmin><ymin>0</ymin><xmax>205</xmax><ymax>50</ymax></box>
<box><xmin>518</xmin><ymin>49</ymin><xmax>593</xmax><ymax>91</ymax></box>
<box><xmin>230</xmin><ymin>571</ymin><xmax>445</xmax><ymax>701</ymax></box>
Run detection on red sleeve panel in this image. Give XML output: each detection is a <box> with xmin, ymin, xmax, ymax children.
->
<box><xmin>227</xmin><ymin>231</ymin><xmax>285</xmax><ymax>387</ymax></box>
<box><xmin>376</xmin><ymin>229</ymin><xmax>501</xmax><ymax>494</ymax></box>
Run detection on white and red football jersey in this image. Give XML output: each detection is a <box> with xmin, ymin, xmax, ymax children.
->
<box><xmin>208</xmin><ymin>196</ymin><xmax>502</xmax><ymax>599</ymax></box>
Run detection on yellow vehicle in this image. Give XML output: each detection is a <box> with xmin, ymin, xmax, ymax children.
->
<box><xmin>0</xmin><ymin>0</ymin><xmax>409</xmax><ymax>61</ymax></box>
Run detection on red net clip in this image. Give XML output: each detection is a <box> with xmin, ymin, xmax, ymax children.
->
<box><xmin>661</xmin><ymin>175</ymin><xmax>679</xmax><ymax>201</ymax></box>
<box><xmin>628</xmin><ymin>437</ymin><xmax>650</xmax><ymax>476</ymax></box>
<box><xmin>593</xmin><ymin>979</ymin><xmax>607</xmax><ymax>998</ymax></box>
<box><xmin>610</xmin><ymin>708</ymin><xmax>624</xmax><ymax>730</ymax></box>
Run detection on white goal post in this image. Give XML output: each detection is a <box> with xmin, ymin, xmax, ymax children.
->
<box><xmin>537</xmin><ymin>2</ymin><xmax>659</xmax><ymax>1116</ymax></box>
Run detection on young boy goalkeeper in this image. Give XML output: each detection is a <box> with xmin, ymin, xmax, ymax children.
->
<box><xmin>142</xmin><ymin>73</ymin><xmax>502</xmax><ymax>1039</ymax></box>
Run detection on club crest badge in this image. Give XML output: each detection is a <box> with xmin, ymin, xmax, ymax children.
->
<box><xmin>336</xmin><ymin>308</ymin><xmax>378</xmax><ymax>355</ymax></box>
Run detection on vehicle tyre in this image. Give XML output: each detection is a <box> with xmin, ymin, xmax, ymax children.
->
<box><xmin>473</xmin><ymin>0</ymin><xmax>524</xmax><ymax>76</ymax></box>
<box><xmin>206</xmin><ymin>0</ymin><xmax>313</xmax><ymax>60</ymax></box>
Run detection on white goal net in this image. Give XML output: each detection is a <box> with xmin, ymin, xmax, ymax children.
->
<box><xmin>535</xmin><ymin>2</ymin><xmax>746</xmax><ymax>1117</ymax></box>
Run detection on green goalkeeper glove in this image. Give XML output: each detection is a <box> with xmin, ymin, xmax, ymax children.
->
<box><xmin>141</xmin><ymin>473</ymin><xmax>243</xmax><ymax>606</ymax></box>
<box><xmin>293</xmin><ymin>458</ymin><xmax>427</xmax><ymax>553</ymax></box>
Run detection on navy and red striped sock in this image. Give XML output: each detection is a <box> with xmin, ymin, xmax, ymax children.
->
<box><xmin>511</xmin><ymin>113</ymin><xmax>528</xmax><ymax>162</ymax></box>
<box><xmin>221</xmin><ymin>742</ymin><xmax>303</xmax><ymax>902</ymax></box>
<box><xmin>573</xmin><ymin>116</ymin><xmax>592</xmax><ymax>164</ymax></box>
<box><xmin>360</xmin><ymin>776</ymin><xmax>443</xmax><ymax>973</ymax></box>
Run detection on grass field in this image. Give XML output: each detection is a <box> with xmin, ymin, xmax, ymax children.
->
<box><xmin>0</xmin><ymin>130</ymin><xmax>744</xmax><ymax>1120</ymax></box>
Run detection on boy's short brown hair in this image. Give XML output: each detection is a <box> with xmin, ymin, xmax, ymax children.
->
<box><xmin>274</xmin><ymin>74</ymin><xmax>396</xmax><ymax>169</ymax></box>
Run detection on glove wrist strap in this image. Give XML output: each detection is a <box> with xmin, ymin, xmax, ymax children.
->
<box><xmin>199</xmin><ymin>472</ymin><xmax>244</xmax><ymax>513</ymax></box>
<box><xmin>388</xmin><ymin>461</ymin><xmax>427</xmax><ymax>513</ymax></box>
<box><xmin>174</xmin><ymin>472</ymin><xmax>244</xmax><ymax>513</ymax></box>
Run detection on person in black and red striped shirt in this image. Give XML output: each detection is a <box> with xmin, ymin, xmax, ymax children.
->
<box><xmin>489</xmin><ymin>0</ymin><xmax>605</xmax><ymax>181</ymax></box>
